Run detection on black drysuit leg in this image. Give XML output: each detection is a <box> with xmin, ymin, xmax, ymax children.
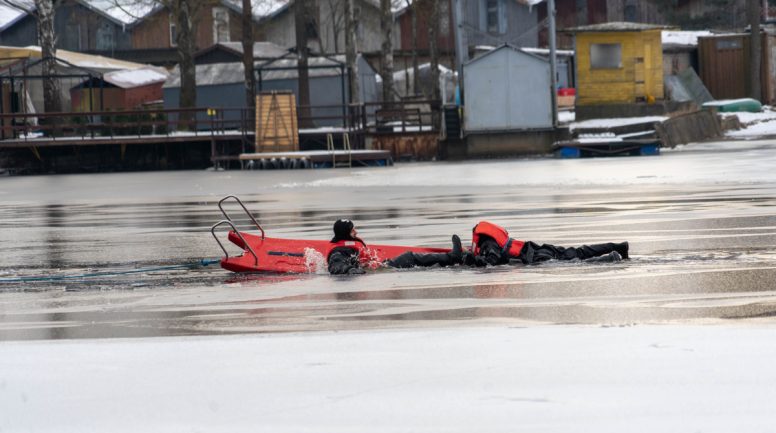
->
<box><xmin>521</xmin><ymin>241</ymin><xmax>626</xmax><ymax>264</ymax></box>
<box><xmin>387</xmin><ymin>252</ymin><xmax>455</xmax><ymax>269</ymax></box>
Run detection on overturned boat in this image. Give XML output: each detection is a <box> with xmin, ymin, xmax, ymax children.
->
<box><xmin>211</xmin><ymin>196</ymin><xmax>450</xmax><ymax>274</ymax></box>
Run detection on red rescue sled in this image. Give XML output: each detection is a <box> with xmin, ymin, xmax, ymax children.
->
<box><xmin>212</xmin><ymin>196</ymin><xmax>450</xmax><ymax>274</ymax></box>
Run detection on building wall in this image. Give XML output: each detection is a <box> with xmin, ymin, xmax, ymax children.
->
<box><xmin>0</xmin><ymin>15</ymin><xmax>38</xmax><ymax>47</ymax></box>
<box><xmin>575</xmin><ymin>29</ymin><xmax>664</xmax><ymax>106</ymax></box>
<box><xmin>57</xmin><ymin>1</ymin><xmax>133</xmax><ymax>52</ymax></box>
<box><xmin>132</xmin><ymin>4</ymin><xmax>259</xmax><ymax>51</ymax></box>
<box><xmin>461</xmin><ymin>0</ymin><xmax>538</xmax><ymax>49</ymax></box>
<box><xmin>464</xmin><ymin>47</ymin><xmax>553</xmax><ymax>132</ymax></box>
<box><xmin>397</xmin><ymin>0</ymin><xmax>455</xmax><ymax>54</ymax></box>
<box><xmin>258</xmin><ymin>0</ymin><xmax>382</xmax><ymax>55</ymax></box>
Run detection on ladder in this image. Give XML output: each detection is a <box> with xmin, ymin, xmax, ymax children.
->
<box><xmin>326</xmin><ymin>132</ymin><xmax>352</xmax><ymax>168</ymax></box>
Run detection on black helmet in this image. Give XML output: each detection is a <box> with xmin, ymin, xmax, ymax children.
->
<box><xmin>332</xmin><ymin>219</ymin><xmax>355</xmax><ymax>242</ymax></box>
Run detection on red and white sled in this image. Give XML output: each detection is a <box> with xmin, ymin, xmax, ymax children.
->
<box><xmin>211</xmin><ymin>196</ymin><xmax>450</xmax><ymax>274</ymax></box>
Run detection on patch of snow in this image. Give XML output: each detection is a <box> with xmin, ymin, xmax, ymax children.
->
<box><xmin>0</xmin><ymin>3</ymin><xmax>28</xmax><ymax>30</ymax></box>
<box><xmin>569</xmin><ymin>116</ymin><xmax>667</xmax><ymax>131</ymax></box>
<box><xmin>557</xmin><ymin>110</ymin><xmax>575</xmax><ymax>124</ymax></box>
<box><xmin>103</xmin><ymin>68</ymin><xmax>168</xmax><ymax>88</ymax></box>
<box><xmin>521</xmin><ymin>46</ymin><xmax>575</xmax><ymax>57</ymax></box>
<box><xmin>661</xmin><ymin>30</ymin><xmax>713</xmax><ymax>47</ymax></box>
<box><xmin>85</xmin><ymin>0</ymin><xmax>158</xmax><ymax>25</ymax></box>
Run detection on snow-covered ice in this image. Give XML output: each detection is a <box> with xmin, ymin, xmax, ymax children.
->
<box><xmin>3</xmin><ymin>325</ymin><xmax>776</xmax><ymax>432</ymax></box>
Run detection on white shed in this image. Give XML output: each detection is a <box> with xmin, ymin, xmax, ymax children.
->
<box><xmin>463</xmin><ymin>44</ymin><xmax>554</xmax><ymax>132</ymax></box>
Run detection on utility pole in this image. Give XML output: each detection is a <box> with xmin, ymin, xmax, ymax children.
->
<box><xmin>548</xmin><ymin>0</ymin><xmax>558</xmax><ymax>126</ymax></box>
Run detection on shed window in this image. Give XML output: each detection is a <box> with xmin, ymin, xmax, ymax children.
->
<box><xmin>590</xmin><ymin>43</ymin><xmax>622</xmax><ymax>69</ymax></box>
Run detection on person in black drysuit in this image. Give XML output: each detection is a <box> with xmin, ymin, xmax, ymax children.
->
<box><xmin>327</xmin><ymin>219</ymin><xmax>464</xmax><ymax>275</ymax></box>
<box><xmin>465</xmin><ymin>237</ymin><xmax>629</xmax><ymax>267</ymax></box>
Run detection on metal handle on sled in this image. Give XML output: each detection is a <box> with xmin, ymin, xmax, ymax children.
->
<box><xmin>218</xmin><ymin>195</ymin><xmax>265</xmax><ymax>240</ymax></box>
<box><xmin>211</xmin><ymin>220</ymin><xmax>259</xmax><ymax>266</ymax></box>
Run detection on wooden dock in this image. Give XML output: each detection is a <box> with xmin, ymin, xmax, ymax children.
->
<box><xmin>238</xmin><ymin>150</ymin><xmax>393</xmax><ymax>169</ymax></box>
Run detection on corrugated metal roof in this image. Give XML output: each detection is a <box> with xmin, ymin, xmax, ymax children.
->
<box><xmin>566</xmin><ymin>22</ymin><xmax>675</xmax><ymax>32</ymax></box>
<box><xmin>165</xmin><ymin>56</ymin><xmax>347</xmax><ymax>88</ymax></box>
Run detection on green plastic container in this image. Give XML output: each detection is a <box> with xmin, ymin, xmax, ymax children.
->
<box><xmin>703</xmin><ymin>98</ymin><xmax>762</xmax><ymax>113</ymax></box>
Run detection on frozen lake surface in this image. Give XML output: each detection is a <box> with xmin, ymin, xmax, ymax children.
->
<box><xmin>2</xmin><ymin>138</ymin><xmax>776</xmax><ymax>431</ymax></box>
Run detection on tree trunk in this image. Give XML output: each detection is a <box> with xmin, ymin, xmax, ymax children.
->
<box><xmin>749</xmin><ymin>0</ymin><xmax>762</xmax><ymax>101</ymax></box>
<box><xmin>175</xmin><ymin>0</ymin><xmax>198</xmax><ymax>130</ymax></box>
<box><xmin>242</xmin><ymin>0</ymin><xmax>255</xmax><ymax>113</ymax></box>
<box><xmin>410</xmin><ymin>0</ymin><xmax>419</xmax><ymax>96</ymax></box>
<box><xmin>295</xmin><ymin>0</ymin><xmax>313</xmax><ymax>128</ymax></box>
<box><xmin>344</xmin><ymin>0</ymin><xmax>359</xmax><ymax>104</ymax></box>
<box><xmin>380</xmin><ymin>0</ymin><xmax>394</xmax><ymax>105</ymax></box>
<box><xmin>428</xmin><ymin>0</ymin><xmax>440</xmax><ymax>102</ymax></box>
<box><xmin>36</xmin><ymin>0</ymin><xmax>61</xmax><ymax>114</ymax></box>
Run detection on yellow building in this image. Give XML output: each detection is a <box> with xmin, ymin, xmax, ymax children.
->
<box><xmin>568</xmin><ymin>22</ymin><xmax>671</xmax><ymax>106</ymax></box>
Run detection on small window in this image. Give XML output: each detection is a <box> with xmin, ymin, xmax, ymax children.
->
<box><xmin>716</xmin><ymin>39</ymin><xmax>741</xmax><ymax>50</ymax></box>
<box><xmin>212</xmin><ymin>7</ymin><xmax>230</xmax><ymax>43</ymax></box>
<box><xmin>169</xmin><ymin>14</ymin><xmax>177</xmax><ymax>47</ymax></box>
<box><xmin>486</xmin><ymin>0</ymin><xmax>499</xmax><ymax>33</ymax></box>
<box><xmin>590</xmin><ymin>43</ymin><xmax>622</xmax><ymax>69</ymax></box>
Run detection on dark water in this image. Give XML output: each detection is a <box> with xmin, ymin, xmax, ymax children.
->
<box><xmin>2</xmin><ymin>143</ymin><xmax>776</xmax><ymax>340</ymax></box>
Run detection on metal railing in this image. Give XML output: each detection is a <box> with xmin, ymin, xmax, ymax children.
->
<box><xmin>0</xmin><ymin>100</ymin><xmax>443</xmax><ymax>143</ymax></box>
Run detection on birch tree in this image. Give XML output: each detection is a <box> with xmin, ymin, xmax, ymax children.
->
<box><xmin>426</xmin><ymin>0</ymin><xmax>440</xmax><ymax>102</ymax></box>
<box><xmin>749</xmin><ymin>0</ymin><xmax>762</xmax><ymax>100</ymax></box>
<box><xmin>294</xmin><ymin>0</ymin><xmax>314</xmax><ymax>127</ymax></box>
<box><xmin>242</xmin><ymin>0</ymin><xmax>256</xmax><ymax>110</ymax></box>
<box><xmin>0</xmin><ymin>0</ymin><xmax>61</xmax><ymax>113</ymax></box>
<box><xmin>111</xmin><ymin>0</ymin><xmax>208</xmax><ymax>129</ymax></box>
<box><xmin>379</xmin><ymin>0</ymin><xmax>394</xmax><ymax>104</ymax></box>
<box><xmin>344</xmin><ymin>0</ymin><xmax>359</xmax><ymax>103</ymax></box>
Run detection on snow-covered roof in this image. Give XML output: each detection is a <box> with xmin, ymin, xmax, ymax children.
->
<box><xmin>566</xmin><ymin>22</ymin><xmax>675</xmax><ymax>32</ymax></box>
<box><xmin>662</xmin><ymin>30</ymin><xmax>714</xmax><ymax>48</ymax></box>
<box><xmin>464</xmin><ymin>44</ymin><xmax>549</xmax><ymax>67</ymax></box>
<box><xmin>166</xmin><ymin>55</ymin><xmax>349</xmax><ymax>88</ymax></box>
<box><xmin>87</xmin><ymin>0</ymin><xmax>160</xmax><ymax>26</ymax></box>
<box><xmin>0</xmin><ymin>45</ymin><xmax>148</xmax><ymax>72</ymax></box>
<box><xmin>0</xmin><ymin>2</ymin><xmax>30</xmax><ymax>32</ymax></box>
<box><xmin>222</xmin><ymin>0</ymin><xmax>291</xmax><ymax>20</ymax></box>
<box><xmin>102</xmin><ymin>67</ymin><xmax>168</xmax><ymax>88</ymax></box>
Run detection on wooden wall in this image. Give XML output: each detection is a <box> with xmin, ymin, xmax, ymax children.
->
<box><xmin>575</xmin><ymin>29</ymin><xmax>664</xmax><ymax>106</ymax></box>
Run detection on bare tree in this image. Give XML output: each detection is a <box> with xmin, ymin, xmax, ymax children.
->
<box><xmin>295</xmin><ymin>0</ymin><xmax>314</xmax><ymax>127</ymax></box>
<box><xmin>405</xmin><ymin>0</ymin><xmax>420</xmax><ymax>95</ymax></box>
<box><xmin>427</xmin><ymin>0</ymin><xmax>440</xmax><ymax>102</ymax></box>
<box><xmin>1</xmin><ymin>0</ymin><xmax>61</xmax><ymax>113</ymax></box>
<box><xmin>380</xmin><ymin>0</ymin><xmax>394</xmax><ymax>104</ymax></box>
<box><xmin>242</xmin><ymin>0</ymin><xmax>256</xmax><ymax>111</ymax></box>
<box><xmin>344</xmin><ymin>0</ymin><xmax>359</xmax><ymax>103</ymax></box>
<box><xmin>110</xmin><ymin>0</ymin><xmax>209</xmax><ymax>129</ymax></box>
<box><xmin>323</xmin><ymin>0</ymin><xmax>346</xmax><ymax>53</ymax></box>
<box><xmin>749</xmin><ymin>0</ymin><xmax>762</xmax><ymax>100</ymax></box>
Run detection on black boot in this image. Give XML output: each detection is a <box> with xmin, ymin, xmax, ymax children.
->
<box><xmin>585</xmin><ymin>251</ymin><xmax>622</xmax><ymax>263</ymax></box>
<box><xmin>615</xmin><ymin>242</ymin><xmax>629</xmax><ymax>259</ymax></box>
<box><xmin>449</xmin><ymin>235</ymin><xmax>463</xmax><ymax>264</ymax></box>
